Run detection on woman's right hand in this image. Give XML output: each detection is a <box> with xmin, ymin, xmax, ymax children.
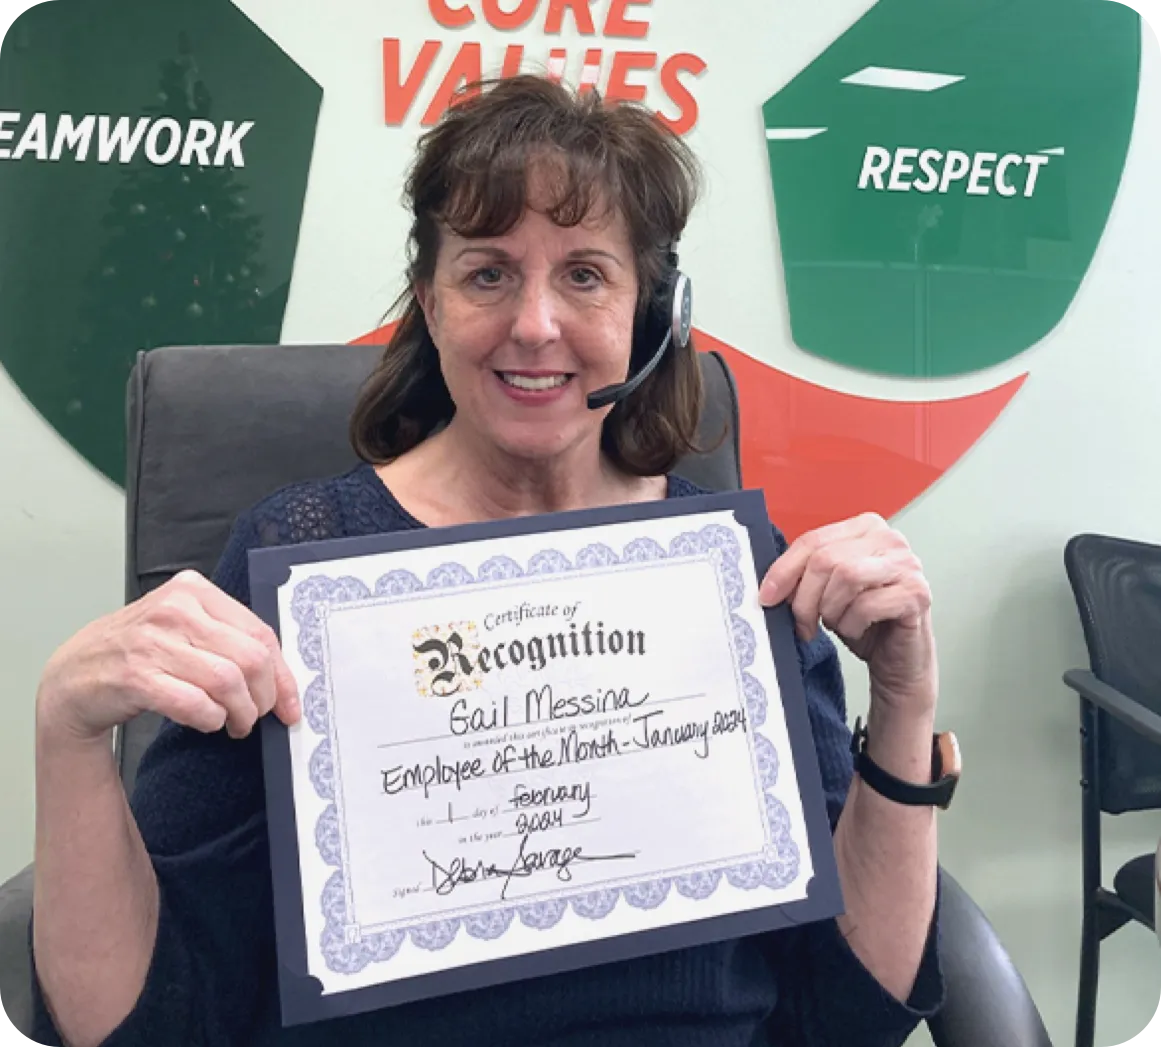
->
<box><xmin>36</xmin><ymin>570</ymin><xmax>301</xmax><ymax>745</ymax></box>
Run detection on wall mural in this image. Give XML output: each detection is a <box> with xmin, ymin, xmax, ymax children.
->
<box><xmin>764</xmin><ymin>0</ymin><xmax>1140</xmax><ymax>378</ymax></box>
<box><xmin>748</xmin><ymin>0</ymin><xmax>1140</xmax><ymax>536</ymax></box>
<box><xmin>0</xmin><ymin>0</ymin><xmax>321</xmax><ymax>483</ymax></box>
<box><xmin>0</xmin><ymin>0</ymin><xmax>1142</xmax><ymax>540</ymax></box>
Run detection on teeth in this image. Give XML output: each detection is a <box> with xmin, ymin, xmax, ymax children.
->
<box><xmin>500</xmin><ymin>373</ymin><xmax>569</xmax><ymax>391</ymax></box>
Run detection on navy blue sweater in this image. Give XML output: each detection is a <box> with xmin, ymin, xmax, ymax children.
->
<box><xmin>31</xmin><ymin>465</ymin><xmax>943</xmax><ymax>1047</ymax></box>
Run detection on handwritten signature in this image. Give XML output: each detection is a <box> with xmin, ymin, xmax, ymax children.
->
<box><xmin>423</xmin><ymin>833</ymin><xmax>637</xmax><ymax>901</ymax></box>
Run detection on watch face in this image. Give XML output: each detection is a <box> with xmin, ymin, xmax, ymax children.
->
<box><xmin>935</xmin><ymin>732</ymin><xmax>962</xmax><ymax>781</ymax></box>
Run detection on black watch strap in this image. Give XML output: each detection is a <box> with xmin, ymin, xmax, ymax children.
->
<box><xmin>850</xmin><ymin>717</ymin><xmax>960</xmax><ymax>810</ymax></box>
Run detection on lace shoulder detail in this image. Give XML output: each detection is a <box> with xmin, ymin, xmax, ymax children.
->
<box><xmin>247</xmin><ymin>468</ymin><xmax>709</xmax><ymax>552</ymax></box>
<box><xmin>249</xmin><ymin>477</ymin><xmax>346</xmax><ymax>548</ymax></box>
<box><xmin>667</xmin><ymin>474</ymin><xmax>708</xmax><ymax>499</ymax></box>
<box><xmin>247</xmin><ymin>463</ymin><xmax>420</xmax><ymax>549</ymax></box>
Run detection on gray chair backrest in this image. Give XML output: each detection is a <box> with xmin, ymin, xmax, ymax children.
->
<box><xmin>118</xmin><ymin>343</ymin><xmax>742</xmax><ymax>791</ymax></box>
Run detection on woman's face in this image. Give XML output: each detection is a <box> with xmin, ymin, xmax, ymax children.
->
<box><xmin>417</xmin><ymin>199</ymin><xmax>638</xmax><ymax>465</ymax></box>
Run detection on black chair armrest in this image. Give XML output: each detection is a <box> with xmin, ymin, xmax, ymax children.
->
<box><xmin>0</xmin><ymin>863</ymin><xmax>34</xmax><ymax>1036</ymax></box>
<box><xmin>1063</xmin><ymin>669</ymin><xmax>1161</xmax><ymax>747</ymax></box>
<box><xmin>929</xmin><ymin>871</ymin><xmax>1053</xmax><ymax>1047</ymax></box>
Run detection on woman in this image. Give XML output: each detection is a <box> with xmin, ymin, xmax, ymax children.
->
<box><xmin>30</xmin><ymin>76</ymin><xmax>944</xmax><ymax>1047</ymax></box>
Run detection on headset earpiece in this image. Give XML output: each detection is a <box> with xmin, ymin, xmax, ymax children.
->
<box><xmin>631</xmin><ymin>251</ymin><xmax>693</xmax><ymax>364</ymax></box>
<box><xmin>588</xmin><ymin>245</ymin><xmax>692</xmax><ymax>410</ymax></box>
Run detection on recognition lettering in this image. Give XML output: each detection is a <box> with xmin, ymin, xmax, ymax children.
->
<box><xmin>413</xmin><ymin>619</ymin><xmax>647</xmax><ymax>695</ymax></box>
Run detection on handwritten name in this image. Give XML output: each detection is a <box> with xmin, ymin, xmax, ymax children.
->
<box><xmin>449</xmin><ymin>685</ymin><xmax>648</xmax><ymax>738</ymax></box>
<box><xmin>423</xmin><ymin>832</ymin><xmax>637</xmax><ymax>900</ymax></box>
<box><xmin>525</xmin><ymin>684</ymin><xmax>647</xmax><ymax>724</ymax></box>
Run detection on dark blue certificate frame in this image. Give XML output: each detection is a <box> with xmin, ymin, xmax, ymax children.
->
<box><xmin>249</xmin><ymin>488</ymin><xmax>845</xmax><ymax>1028</ymax></box>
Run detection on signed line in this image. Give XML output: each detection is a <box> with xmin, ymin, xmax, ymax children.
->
<box><xmin>505</xmin><ymin>796</ymin><xmax>597</xmax><ymax>814</ymax></box>
<box><xmin>386</xmin><ymin>735</ymin><xmax>700</xmax><ymax>798</ymax></box>
<box><xmin>502</xmin><ymin>817</ymin><xmax>602</xmax><ymax>838</ymax></box>
<box><xmin>377</xmin><ymin>729</ymin><xmax>450</xmax><ymax>749</ymax></box>
<box><xmin>652</xmin><ymin>693</ymin><xmax>706</xmax><ymax>707</ymax></box>
<box><xmin>375</xmin><ymin>693</ymin><xmax>707</xmax><ymax>750</ymax></box>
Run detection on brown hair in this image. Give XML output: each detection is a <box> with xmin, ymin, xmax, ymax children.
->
<box><xmin>349</xmin><ymin>75</ymin><xmax>704</xmax><ymax>476</ymax></box>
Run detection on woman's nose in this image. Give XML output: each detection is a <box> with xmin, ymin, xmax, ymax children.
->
<box><xmin>510</xmin><ymin>279</ymin><xmax>561</xmax><ymax>349</ymax></box>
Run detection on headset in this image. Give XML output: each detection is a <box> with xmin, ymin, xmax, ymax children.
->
<box><xmin>586</xmin><ymin>247</ymin><xmax>692</xmax><ymax>410</ymax></box>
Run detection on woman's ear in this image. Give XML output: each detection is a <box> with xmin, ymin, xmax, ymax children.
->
<box><xmin>415</xmin><ymin>282</ymin><xmax>437</xmax><ymax>335</ymax></box>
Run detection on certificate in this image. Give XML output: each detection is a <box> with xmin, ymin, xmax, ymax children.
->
<box><xmin>249</xmin><ymin>490</ymin><xmax>843</xmax><ymax>1027</ymax></box>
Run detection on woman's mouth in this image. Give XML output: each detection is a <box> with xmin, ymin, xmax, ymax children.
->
<box><xmin>496</xmin><ymin>372</ymin><xmax>572</xmax><ymax>392</ymax></box>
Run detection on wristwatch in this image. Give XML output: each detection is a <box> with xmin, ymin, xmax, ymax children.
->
<box><xmin>850</xmin><ymin>717</ymin><xmax>961</xmax><ymax>810</ymax></box>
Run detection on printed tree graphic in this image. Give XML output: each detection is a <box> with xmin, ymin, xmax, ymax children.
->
<box><xmin>73</xmin><ymin>33</ymin><xmax>283</xmax><ymax>476</ymax></box>
<box><xmin>1</xmin><ymin>0</ymin><xmax>321</xmax><ymax>488</ymax></box>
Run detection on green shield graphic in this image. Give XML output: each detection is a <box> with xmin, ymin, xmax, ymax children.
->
<box><xmin>763</xmin><ymin>0</ymin><xmax>1140</xmax><ymax>377</ymax></box>
<box><xmin>0</xmin><ymin>0</ymin><xmax>322</xmax><ymax>484</ymax></box>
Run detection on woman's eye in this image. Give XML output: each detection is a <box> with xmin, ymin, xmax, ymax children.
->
<box><xmin>569</xmin><ymin>266</ymin><xmax>601</xmax><ymax>288</ymax></box>
<box><xmin>471</xmin><ymin>267</ymin><xmax>504</xmax><ymax>288</ymax></box>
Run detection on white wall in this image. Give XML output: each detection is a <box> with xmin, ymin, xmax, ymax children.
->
<box><xmin>835</xmin><ymin>29</ymin><xmax>1161</xmax><ymax>1045</ymax></box>
<box><xmin>2</xmin><ymin>2</ymin><xmax>1160</xmax><ymax>1044</ymax></box>
<box><xmin>0</xmin><ymin>370</ymin><xmax>124</xmax><ymax>874</ymax></box>
<box><xmin>835</xmin><ymin>26</ymin><xmax>1161</xmax><ymax>1045</ymax></box>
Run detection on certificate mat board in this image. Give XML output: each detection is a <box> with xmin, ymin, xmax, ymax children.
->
<box><xmin>250</xmin><ymin>490</ymin><xmax>844</xmax><ymax>1027</ymax></box>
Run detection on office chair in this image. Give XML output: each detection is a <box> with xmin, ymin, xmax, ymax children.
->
<box><xmin>1063</xmin><ymin>533</ymin><xmax>1161</xmax><ymax>1047</ymax></box>
<box><xmin>0</xmin><ymin>343</ymin><xmax>1052</xmax><ymax>1047</ymax></box>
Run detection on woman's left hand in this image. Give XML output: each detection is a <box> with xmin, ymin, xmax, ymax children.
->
<box><xmin>758</xmin><ymin>513</ymin><xmax>936</xmax><ymax>718</ymax></box>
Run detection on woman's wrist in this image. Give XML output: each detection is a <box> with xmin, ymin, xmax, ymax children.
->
<box><xmin>862</xmin><ymin>700</ymin><xmax>937</xmax><ymax>787</ymax></box>
<box><xmin>35</xmin><ymin>691</ymin><xmax>116</xmax><ymax>762</ymax></box>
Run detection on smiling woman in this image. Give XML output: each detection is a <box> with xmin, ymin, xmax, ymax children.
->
<box><xmin>30</xmin><ymin>72</ymin><xmax>946</xmax><ymax>1047</ymax></box>
<box><xmin>349</xmin><ymin>75</ymin><xmax>704</xmax><ymax>523</ymax></box>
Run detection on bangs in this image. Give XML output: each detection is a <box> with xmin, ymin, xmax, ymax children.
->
<box><xmin>404</xmin><ymin>75</ymin><xmax>700</xmax><ymax>297</ymax></box>
<box><xmin>437</xmin><ymin>142</ymin><xmax>620</xmax><ymax>240</ymax></box>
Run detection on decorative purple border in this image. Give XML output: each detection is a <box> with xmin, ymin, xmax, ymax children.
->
<box><xmin>290</xmin><ymin>524</ymin><xmax>800</xmax><ymax>975</ymax></box>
